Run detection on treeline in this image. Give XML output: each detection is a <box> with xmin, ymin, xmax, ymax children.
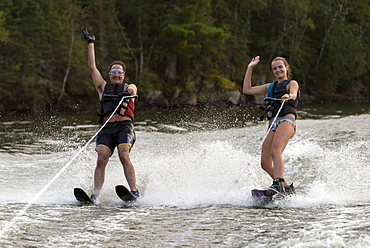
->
<box><xmin>0</xmin><ymin>0</ymin><xmax>369</xmax><ymax>114</ymax></box>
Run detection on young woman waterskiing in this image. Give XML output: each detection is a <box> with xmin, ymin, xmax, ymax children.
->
<box><xmin>243</xmin><ymin>56</ymin><xmax>299</xmax><ymax>195</ymax></box>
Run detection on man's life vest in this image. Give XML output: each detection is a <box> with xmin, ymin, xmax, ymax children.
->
<box><xmin>98</xmin><ymin>83</ymin><xmax>135</xmax><ymax>123</ymax></box>
<box><xmin>264</xmin><ymin>80</ymin><xmax>299</xmax><ymax>120</ymax></box>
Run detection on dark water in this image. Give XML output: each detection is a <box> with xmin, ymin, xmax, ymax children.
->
<box><xmin>0</xmin><ymin>102</ymin><xmax>370</xmax><ymax>247</ymax></box>
<box><xmin>1</xmin><ymin>101</ymin><xmax>369</xmax><ymax>153</ymax></box>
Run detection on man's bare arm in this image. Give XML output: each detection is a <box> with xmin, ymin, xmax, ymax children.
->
<box><xmin>87</xmin><ymin>43</ymin><xmax>106</xmax><ymax>99</ymax></box>
<box><xmin>83</xmin><ymin>29</ymin><xmax>106</xmax><ymax>99</ymax></box>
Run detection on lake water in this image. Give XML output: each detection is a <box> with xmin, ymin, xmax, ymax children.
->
<box><xmin>0</xmin><ymin>102</ymin><xmax>370</xmax><ymax>247</ymax></box>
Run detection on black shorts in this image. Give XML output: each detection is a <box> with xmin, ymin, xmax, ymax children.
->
<box><xmin>96</xmin><ymin>120</ymin><xmax>136</xmax><ymax>155</ymax></box>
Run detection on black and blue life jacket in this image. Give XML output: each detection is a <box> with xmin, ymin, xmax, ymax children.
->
<box><xmin>263</xmin><ymin>80</ymin><xmax>299</xmax><ymax>120</ymax></box>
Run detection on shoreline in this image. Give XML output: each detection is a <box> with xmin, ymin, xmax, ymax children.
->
<box><xmin>1</xmin><ymin>91</ymin><xmax>369</xmax><ymax>116</ymax></box>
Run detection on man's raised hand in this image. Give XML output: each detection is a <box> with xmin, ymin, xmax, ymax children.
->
<box><xmin>83</xmin><ymin>29</ymin><xmax>95</xmax><ymax>44</ymax></box>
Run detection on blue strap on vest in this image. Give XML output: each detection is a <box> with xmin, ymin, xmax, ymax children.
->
<box><xmin>267</xmin><ymin>81</ymin><xmax>277</xmax><ymax>98</ymax></box>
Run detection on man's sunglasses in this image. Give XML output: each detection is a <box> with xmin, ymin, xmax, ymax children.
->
<box><xmin>109</xmin><ymin>69</ymin><xmax>125</xmax><ymax>75</ymax></box>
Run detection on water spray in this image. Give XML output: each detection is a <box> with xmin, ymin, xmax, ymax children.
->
<box><xmin>169</xmin><ymin>98</ymin><xmax>288</xmax><ymax>247</ymax></box>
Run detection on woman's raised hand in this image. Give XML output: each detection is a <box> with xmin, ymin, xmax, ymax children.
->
<box><xmin>248</xmin><ymin>56</ymin><xmax>260</xmax><ymax>68</ymax></box>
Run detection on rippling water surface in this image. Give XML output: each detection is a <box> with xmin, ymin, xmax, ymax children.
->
<box><xmin>1</xmin><ymin>103</ymin><xmax>370</xmax><ymax>247</ymax></box>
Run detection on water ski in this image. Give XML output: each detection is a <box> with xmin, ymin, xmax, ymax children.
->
<box><xmin>115</xmin><ymin>185</ymin><xmax>137</xmax><ymax>202</ymax></box>
<box><xmin>74</xmin><ymin>188</ymin><xmax>93</xmax><ymax>204</ymax></box>
<box><xmin>252</xmin><ymin>188</ymin><xmax>286</xmax><ymax>197</ymax></box>
<box><xmin>251</xmin><ymin>188</ymin><xmax>285</xmax><ymax>204</ymax></box>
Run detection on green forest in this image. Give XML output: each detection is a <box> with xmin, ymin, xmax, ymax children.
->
<box><xmin>0</xmin><ymin>0</ymin><xmax>369</xmax><ymax>114</ymax></box>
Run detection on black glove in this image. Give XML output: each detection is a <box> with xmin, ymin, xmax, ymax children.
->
<box><xmin>83</xmin><ymin>29</ymin><xmax>95</xmax><ymax>44</ymax></box>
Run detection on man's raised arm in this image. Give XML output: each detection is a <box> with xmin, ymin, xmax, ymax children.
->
<box><xmin>83</xmin><ymin>29</ymin><xmax>106</xmax><ymax>99</ymax></box>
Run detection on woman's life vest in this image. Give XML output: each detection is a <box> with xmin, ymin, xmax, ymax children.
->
<box><xmin>98</xmin><ymin>83</ymin><xmax>135</xmax><ymax>123</ymax></box>
<box><xmin>264</xmin><ymin>80</ymin><xmax>299</xmax><ymax>120</ymax></box>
